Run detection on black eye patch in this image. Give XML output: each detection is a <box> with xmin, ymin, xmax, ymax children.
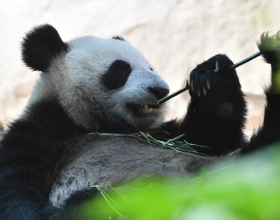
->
<box><xmin>102</xmin><ymin>60</ymin><xmax>132</xmax><ymax>90</ymax></box>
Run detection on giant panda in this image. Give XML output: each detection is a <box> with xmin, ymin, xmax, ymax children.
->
<box><xmin>0</xmin><ymin>24</ymin><xmax>279</xmax><ymax>220</ymax></box>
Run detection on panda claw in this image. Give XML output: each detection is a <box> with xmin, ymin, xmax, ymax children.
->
<box><xmin>261</xmin><ymin>31</ymin><xmax>265</xmax><ymax>41</ymax></box>
<box><xmin>214</xmin><ymin>61</ymin><xmax>219</xmax><ymax>72</ymax></box>
<box><xmin>276</xmin><ymin>30</ymin><xmax>280</xmax><ymax>41</ymax></box>
<box><xmin>197</xmin><ymin>89</ymin><xmax>200</xmax><ymax>97</ymax></box>
<box><xmin>265</xmin><ymin>31</ymin><xmax>269</xmax><ymax>38</ymax></box>
<box><xmin>206</xmin><ymin>78</ymin><xmax>210</xmax><ymax>90</ymax></box>
<box><xmin>203</xmin><ymin>86</ymin><xmax>207</xmax><ymax>96</ymax></box>
<box><xmin>144</xmin><ymin>104</ymin><xmax>149</xmax><ymax>111</ymax></box>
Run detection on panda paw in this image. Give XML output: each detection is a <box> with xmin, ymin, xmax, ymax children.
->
<box><xmin>189</xmin><ymin>54</ymin><xmax>237</xmax><ymax>98</ymax></box>
<box><xmin>258</xmin><ymin>31</ymin><xmax>280</xmax><ymax>65</ymax></box>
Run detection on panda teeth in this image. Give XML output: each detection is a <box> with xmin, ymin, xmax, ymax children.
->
<box><xmin>143</xmin><ymin>104</ymin><xmax>160</xmax><ymax>113</ymax></box>
<box><xmin>144</xmin><ymin>104</ymin><xmax>149</xmax><ymax>111</ymax></box>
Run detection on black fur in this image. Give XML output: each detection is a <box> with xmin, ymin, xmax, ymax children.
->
<box><xmin>22</xmin><ymin>24</ymin><xmax>68</xmax><ymax>72</ymax></box>
<box><xmin>102</xmin><ymin>60</ymin><xmax>132</xmax><ymax>90</ymax></box>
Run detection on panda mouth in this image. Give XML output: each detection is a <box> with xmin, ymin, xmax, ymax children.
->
<box><xmin>126</xmin><ymin>103</ymin><xmax>161</xmax><ymax>115</ymax></box>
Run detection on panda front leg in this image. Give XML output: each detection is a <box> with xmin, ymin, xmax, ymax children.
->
<box><xmin>163</xmin><ymin>54</ymin><xmax>247</xmax><ymax>155</ymax></box>
<box><xmin>244</xmin><ymin>31</ymin><xmax>280</xmax><ymax>152</ymax></box>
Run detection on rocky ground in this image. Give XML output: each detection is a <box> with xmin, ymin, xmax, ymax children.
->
<box><xmin>0</xmin><ymin>0</ymin><xmax>279</xmax><ymax>138</ymax></box>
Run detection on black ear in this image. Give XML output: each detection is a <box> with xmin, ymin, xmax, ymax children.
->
<box><xmin>21</xmin><ymin>24</ymin><xmax>68</xmax><ymax>72</ymax></box>
<box><xmin>112</xmin><ymin>36</ymin><xmax>126</xmax><ymax>41</ymax></box>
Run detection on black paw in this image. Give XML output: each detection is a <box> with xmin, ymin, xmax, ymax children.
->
<box><xmin>258</xmin><ymin>31</ymin><xmax>280</xmax><ymax>65</ymax></box>
<box><xmin>189</xmin><ymin>54</ymin><xmax>237</xmax><ymax>98</ymax></box>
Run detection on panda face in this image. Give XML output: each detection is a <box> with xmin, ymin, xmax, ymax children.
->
<box><xmin>61</xmin><ymin>36</ymin><xmax>170</xmax><ymax>130</ymax></box>
<box><xmin>24</xmin><ymin>26</ymin><xmax>169</xmax><ymax>131</ymax></box>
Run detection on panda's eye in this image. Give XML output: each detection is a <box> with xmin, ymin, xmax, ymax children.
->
<box><xmin>102</xmin><ymin>60</ymin><xmax>132</xmax><ymax>90</ymax></box>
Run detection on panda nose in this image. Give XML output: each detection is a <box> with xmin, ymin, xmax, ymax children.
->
<box><xmin>148</xmin><ymin>87</ymin><xmax>169</xmax><ymax>100</ymax></box>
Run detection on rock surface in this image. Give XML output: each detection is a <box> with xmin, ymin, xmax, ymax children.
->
<box><xmin>0</xmin><ymin>0</ymin><xmax>279</xmax><ymax>138</ymax></box>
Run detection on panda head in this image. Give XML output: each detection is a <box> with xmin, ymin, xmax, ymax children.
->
<box><xmin>22</xmin><ymin>24</ymin><xmax>170</xmax><ymax>131</ymax></box>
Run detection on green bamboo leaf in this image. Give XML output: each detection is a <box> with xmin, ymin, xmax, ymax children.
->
<box><xmin>183</xmin><ymin>140</ymin><xmax>211</xmax><ymax>148</ymax></box>
<box><xmin>162</xmin><ymin>134</ymin><xmax>185</xmax><ymax>146</ymax></box>
<box><xmin>140</xmin><ymin>131</ymin><xmax>151</xmax><ymax>145</ymax></box>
